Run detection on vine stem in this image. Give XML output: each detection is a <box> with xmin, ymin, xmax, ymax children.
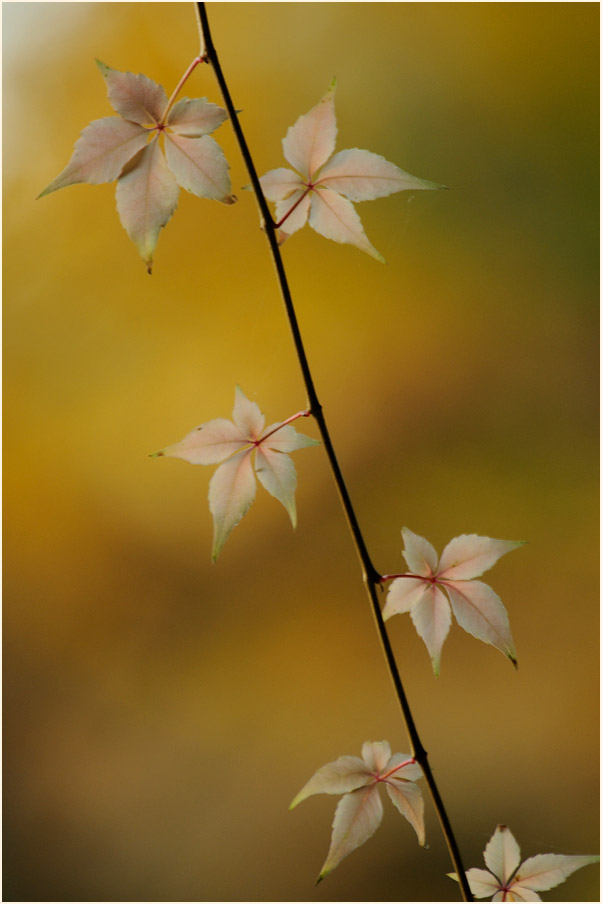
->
<box><xmin>195</xmin><ymin>4</ymin><xmax>472</xmax><ymax>900</ymax></box>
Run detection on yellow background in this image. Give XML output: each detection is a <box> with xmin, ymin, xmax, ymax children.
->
<box><xmin>4</xmin><ymin>3</ymin><xmax>599</xmax><ymax>901</ymax></box>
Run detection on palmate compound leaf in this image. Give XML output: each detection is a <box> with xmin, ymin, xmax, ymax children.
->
<box><xmin>383</xmin><ymin>528</ymin><xmax>523</xmax><ymax>675</ymax></box>
<box><xmin>152</xmin><ymin>387</ymin><xmax>319</xmax><ymax>561</ymax></box>
<box><xmin>290</xmin><ymin>740</ymin><xmax>424</xmax><ymax>883</ymax></box>
<box><xmin>257</xmin><ymin>80</ymin><xmax>446</xmax><ymax>261</ymax></box>
<box><xmin>38</xmin><ymin>62</ymin><xmax>234</xmax><ymax>272</ymax></box>
<box><xmin>449</xmin><ymin>825</ymin><xmax>599</xmax><ymax>901</ymax></box>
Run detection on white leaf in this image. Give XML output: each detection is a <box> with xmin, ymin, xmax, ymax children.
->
<box><xmin>115</xmin><ymin>139</ymin><xmax>179</xmax><ymax>273</ymax></box>
<box><xmin>309</xmin><ymin>188</ymin><xmax>384</xmax><ymax>261</ymax></box>
<box><xmin>283</xmin><ymin>80</ymin><xmax>337</xmax><ymax>179</ymax></box>
<box><xmin>514</xmin><ymin>853</ymin><xmax>600</xmax><ymax>892</ymax></box>
<box><xmin>383</xmin><ymin>576</ymin><xmax>430</xmax><ymax>620</ymax></box>
<box><xmin>164</xmin><ymin>133</ymin><xmax>232</xmax><ymax>201</ymax></box>
<box><xmin>318</xmin><ymin>784</ymin><xmax>382</xmax><ymax>882</ymax></box>
<box><xmin>410</xmin><ymin>584</ymin><xmax>452</xmax><ymax>676</ymax></box>
<box><xmin>157</xmin><ymin>418</ymin><xmax>248</xmax><ymax>465</ymax></box>
<box><xmin>254</xmin><ymin>446</ymin><xmax>297</xmax><ymax>526</ymax></box>
<box><xmin>401</xmin><ymin>527</ymin><xmax>439</xmax><ymax>576</ymax></box>
<box><xmin>445</xmin><ymin>581</ymin><xmax>517</xmax><ymax>665</ymax></box>
<box><xmin>484</xmin><ymin>824</ymin><xmax>522</xmax><ymax>884</ymax></box>
<box><xmin>208</xmin><ymin>450</ymin><xmax>256</xmax><ymax>562</ymax></box>
<box><xmin>438</xmin><ymin>535</ymin><xmax>524</xmax><ymax>580</ymax></box>
<box><xmin>289</xmin><ymin>756</ymin><xmax>371</xmax><ymax>809</ymax></box>
<box><xmin>360</xmin><ymin>740</ymin><xmax>392</xmax><ymax>773</ymax></box>
<box><xmin>385</xmin><ymin>779</ymin><xmax>425</xmax><ymax>846</ymax></box>
<box><xmin>317</xmin><ymin>148</ymin><xmax>443</xmax><ymax>200</ymax></box>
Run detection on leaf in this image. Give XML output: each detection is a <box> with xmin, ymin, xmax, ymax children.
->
<box><xmin>401</xmin><ymin>527</ymin><xmax>438</xmax><ymax>576</ymax></box>
<box><xmin>289</xmin><ymin>756</ymin><xmax>371</xmax><ymax>809</ymax></box>
<box><xmin>115</xmin><ymin>140</ymin><xmax>179</xmax><ymax>274</ymax></box>
<box><xmin>167</xmin><ymin>97</ymin><xmax>228</xmax><ymax>137</ymax></box>
<box><xmin>39</xmin><ymin>62</ymin><xmax>231</xmax><ymax>269</ymax></box>
<box><xmin>258</xmin><ymin>167</ymin><xmax>304</xmax><ymax>201</ymax></box>
<box><xmin>153</xmin><ymin>388</ymin><xmax>318</xmax><ymax>559</ymax></box>
<box><xmin>445</xmin><ymin>581</ymin><xmax>517</xmax><ymax>665</ymax></box>
<box><xmin>164</xmin><ymin>133</ymin><xmax>233</xmax><ymax>201</ymax></box>
<box><xmin>38</xmin><ymin>118</ymin><xmax>150</xmax><ymax>197</ymax></box>
<box><xmin>255</xmin><ymin>445</ymin><xmax>298</xmax><ymax>526</ymax></box>
<box><xmin>208</xmin><ymin>448</ymin><xmax>256</xmax><ymax>562</ymax></box>
<box><xmin>291</xmin><ymin>741</ymin><xmax>424</xmax><ymax>882</ymax></box>
<box><xmin>438</xmin><ymin>534</ymin><xmax>524</xmax><ymax>580</ymax></box>
<box><xmin>450</xmin><ymin>825</ymin><xmax>599</xmax><ymax>901</ymax></box>
<box><xmin>484</xmin><ymin>823</ymin><xmax>521</xmax><ymax>883</ymax></box>
<box><xmin>318</xmin><ymin>785</ymin><xmax>383</xmax><ymax>882</ymax></box>
<box><xmin>360</xmin><ymin>740</ymin><xmax>392</xmax><ymax>773</ymax></box>
<box><xmin>309</xmin><ymin>188</ymin><xmax>384</xmax><ymax>261</ymax></box>
<box><xmin>514</xmin><ymin>853</ymin><xmax>601</xmax><ymax>893</ymax></box>
<box><xmin>258</xmin><ymin>82</ymin><xmax>443</xmax><ymax>258</ymax></box>
<box><xmin>385</xmin><ymin>779</ymin><xmax>425</xmax><ymax>846</ymax></box>
<box><xmin>385</xmin><ymin>528</ymin><xmax>522</xmax><ymax>671</ymax></box>
<box><xmin>409</xmin><ymin>584</ymin><xmax>452</xmax><ymax>676</ymax></box>
<box><xmin>317</xmin><ymin>148</ymin><xmax>444</xmax><ymax>200</ymax></box>
<box><xmin>156</xmin><ymin>418</ymin><xmax>249</xmax><ymax>465</ymax></box>
<box><xmin>282</xmin><ymin>79</ymin><xmax>337</xmax><ymax>179</ymax></box>
<box><xmin>96</xmin><ymin>60</ymin><xmax>167</xmax><ymax>124</ymax></box>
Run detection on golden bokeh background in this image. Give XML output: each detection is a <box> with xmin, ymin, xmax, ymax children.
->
<box><xmin>4</xmin><ymin>3</ymin><xmax>599</xmax><ymax>901</ymax></box>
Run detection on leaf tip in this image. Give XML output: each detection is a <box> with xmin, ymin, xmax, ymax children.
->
<box><xmin>148</xmin><ymin>450</ymin><xmax>164</xmax><ymax>458</ymax></box>
<box><xmin>221</xmin><ymin>193</ymin><xmax>237</xmax><ymax>205</ymax></box>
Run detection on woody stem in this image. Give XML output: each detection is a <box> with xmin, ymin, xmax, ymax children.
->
<box><xmin>195</xmin><ymin>3</ymin><xmax>473</xmax><ymax>900</ymax></box>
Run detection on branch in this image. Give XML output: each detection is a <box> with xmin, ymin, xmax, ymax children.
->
<box><xmin>196</xmin><ymin>3</ymin><xmax>473</xmax><ymax>900</ymax></box>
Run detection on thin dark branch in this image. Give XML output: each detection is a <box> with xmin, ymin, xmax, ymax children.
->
<box><xmin>196</xmin><ymin>4</ymin><xmax>473</xmax><ymax>900</ymax></box>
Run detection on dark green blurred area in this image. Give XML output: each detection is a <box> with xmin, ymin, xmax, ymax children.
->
<box><xmin>3</xmin><ymin>3</ymin><xmax>599</xmax><ymax>901</ymax></box>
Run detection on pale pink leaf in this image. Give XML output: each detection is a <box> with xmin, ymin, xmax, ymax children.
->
<box><xmin>156</xmin><ymin>418</ymin><xmax>248</xmax><ymax>465</ymax></box>
<box><xmin>401</xmin><ymin>527</ymin><xmax>438</xmax><ymax>576</ymax></box>
<box><xmin>275</xmin><ymin>190</ymin><xmax>311</xmax><ymax>235</ymax></box>
<box><xmin>208</xmin><ymin>450</ymin><xmax>256</xmax><ymax>562</ymax></box>
<box><xmin>115</xmin><ymin>139</ymin><xmax>179</xmax><ymax>273</ymax></box>
<box><xmin>167</xmin><ymin>97</ymin><xmax>228</xmax><ymax>137</ymax></box>
<box><xmin>232</xmin><ymin>386</ymin><xmax>264</xmax><ymax>440</ymax></box>
<box><xmin>38</xmin><ymin>118</ymin><xmax>150</xmax><ymax>197</ymax></box>
<box><xmin>318</xmin><ymin>784</ymin><xmax>382</xmax><ymax>882</ymax></box>
<box><xmin>382</xmin><ymin>752</ymin><xmax>423</xmax><ymax>783</ymax></box>
<box><xmin>449</xmin><ymin>868</ymin><xmax>504</xmax><ymax>898</ymax></box>
<box><xmin>383</xmin><ymin>576</ymin><xmax>431</xmax><ymax>620</ymax></box>
<box><xmin>385</xmin><ymin>779</ymin><xmax>425</xmax><ymax>845</ymax></box>
<box><xmin>262</xmin><ymin>423</ymin><xmax>319</xmax><ymax>453</ymax></box>
<box><xmin>289</xmin><ymin>756</ymin><xmax>371</xmax><ymax>810</ymax></box>
<box><xmin>96</xmin><ymin>61</ymin><xmax>167</xmax><ymax>124</ymax></box>
<box><xmin>254</xmin><ymin>446</ymin><xmax>297</xmax><ymax>526</ymax></box>
<box><xmin>409</xmin><ymin>584</ymin><xmax>452</xmax><ymax>676</ymax></box>
<box><xmin>258</xmin><ymin>167</ymin><xmax>304</xmax><ymax>201</ymax></box>
<box><xmin>445</xmin><ymin>580</ymin><xmax>517</xmax><ymax>665</ymax></box>
<box><xmin>494</xmin><ymin>890</ymin><xmax>541</xmax><ymax>902</ymax></box>
<box><xmin>514</xmin><ymin>853</ymin><xmax>600</xmax><ymax>892</ymax></box>
<box><xmin>309</xmin><ymin>188</ymin><xmax>384</xmax><ymax>261</ymax></box>
<box><xmin>361</xmin><ymin>740</ymin><xmax>392</xmax><ymax>773</ymax></box>
<box><xmin>317</xmin><ymin>148</ymin><xmax>444</xmax><ymax>201</ymax></box>
<box><xmin>164</xmin><ymin>133</ymin><xmax>233</xmax><ymax>201</ymax></box>
<box><xmin>438</xmin><ymin>534</ymin><xmax>524</xmax><ymax>580</ymax></box>
<box><xmin>484</xmin><ymin>824</ymin><xmax>521</xmax><ymax>883</ymax></box>
<box><xmin>282</xmin><ymin>80</ymin><xmax>337</xmax><ymax>179</ymax></box>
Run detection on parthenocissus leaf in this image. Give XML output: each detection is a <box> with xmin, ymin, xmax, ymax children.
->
<box><xmin>383</xmin><ymin>528</ymin><xmax>523</xmax><ymax>675</ymax></box>
<box><xmin>152</xmin><ymin>387</ymin><xmax>319</xmax><ymax>561</ymax></box>
<box><xmin>38</xmin><ymin>62</ymin><xmax>234</xmax><ymax>272</ymax></box>
<box><xmin>290</xmin><ymin>740</ymin><xmax>424</xmax><ymax>882</ymax></box>
<box><xmin>258</xmin><ymin>81</ymin><xmax>445</xmax><ymax>260</ymax></box>
<box><xmin>449</xmin><ymin>824</ymin><xmax>599</xmax><ymax>900</ymax></box>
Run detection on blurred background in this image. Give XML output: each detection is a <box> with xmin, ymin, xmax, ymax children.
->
<box><xmin>3</xmin><ymin>3</ymin><xmax>599</xmax><ymax>901</ymax></box>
